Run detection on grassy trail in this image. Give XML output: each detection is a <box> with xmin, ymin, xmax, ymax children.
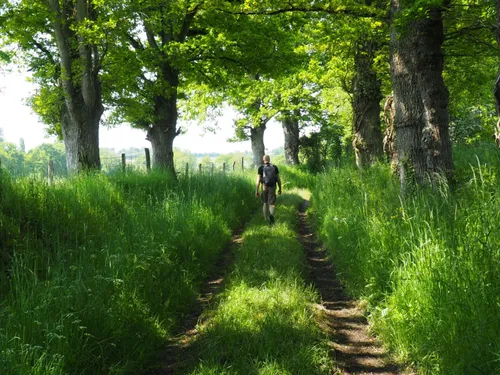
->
<box><xmin>148</xmin><ymin>189</ymin><xmax>406</xmax><ymax>375</ymax></box>
<box><xmin>162</xmin><ymin>190</ymin><xmax>334</xmax><ymax>375</ymax></box>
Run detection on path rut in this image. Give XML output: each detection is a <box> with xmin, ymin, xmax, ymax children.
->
<box><xmin>146</xmin><ymin>229</ymin><xmax>244</xmax><ymax>374</ymax></box>
<box><xmin>299</xmin><ymin>200</ymin><xmax>406</xmax><ymax>375</ymax></box>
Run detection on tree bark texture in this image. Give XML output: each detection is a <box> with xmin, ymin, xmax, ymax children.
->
<box><xmin>251</xmin><ymin>121</ymin><xmax>267</xmax><ymax>167</ymax></box>
<box><xmin>281</xmin><ymin>111</ymin><xmax>300</xmax><ymax>165</ymax></box>
<box><xmin>494</xmin><ymin>0</ymin><xmax>500</xmax><ymax>146</ymax></box>
<box><xmin>60</xmin><ymin>102</ymin><xmax>100</xmax><ymax>173</ymax></box>
<box><xmin>352</xmin><ymin>41</ymin><xmax>383</xmax><ymax>168</ymax></box>
<box><xmin>147</xmin><ymin>93</ymin><xmax>179</xmax><ymax>174</ymax></box>
<box><xmin>49</xmin><ymin>0</ymin><xmax>103</xmax><ymax>173</ymax></box>
<box><xmin>383</xmin><ymin>94</ymin><xmax>398</xmax><ymax>167</ymax></box>
<box><xmin>390</xmin><ymin>0</ymin><xmax>453</xmax><ymax>188</ymax></box>
<box><xmin>146</xmin><ymin>62</ymin><xmax>180</xmax><ymax>174</ymax></box>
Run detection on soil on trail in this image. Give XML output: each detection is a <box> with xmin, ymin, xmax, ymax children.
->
<box><xmin>145</xmin><ymin>229</ymin><xmax>244</xmax><ymax>375</ymax></box>
<box><xmin>299</xmin><ymin>200</ymin><xmax>405</xmax><ymax>375</ymax></box>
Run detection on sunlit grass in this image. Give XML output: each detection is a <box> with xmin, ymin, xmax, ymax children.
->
<box><xmin>312</xmin><ymin>148</ymin><xmax>500</xmax><ymax>374</ymax></box>
<box><xmin>0</xmin><ymin>170</ymin><xmax>259</xmax><ymax>374</ymax></box>
<box><xmin>182</xmin><ymin>191</ymin><xmax>334</xmax><ymax>375</ymax></box>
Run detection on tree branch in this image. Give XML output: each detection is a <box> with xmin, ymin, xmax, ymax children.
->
<box><xmin>218</xmin><ymin>5</ymin><xmax>378</xmax><ymax>18</ymax></box>
<box><xmin>125</xmin><ymin>32</ymin><xmax>144</xmax><ymax>50</ymax></box>
<box><xmin>31</xmin><ymin>39</ymin><xmax>56</xmax><ymax>65</ymax></box>
<box><xmin>143</xmin><ymin>21</ymin><xmax>160</xmax><ymax>51</ymax></box>
<box><xmin>48</xmin><ymin>0</ymin><xmax>75</xmax><ymax>97</ymax></box>
<box><xmin>179</xmin><ymin>4</ymin><xmax>201</xmax><ymax>42</ymax></box>
<box><xmin>444</xmin><ymin>23</ymin><xmax>489</xmax><ymax>41</ymax></box>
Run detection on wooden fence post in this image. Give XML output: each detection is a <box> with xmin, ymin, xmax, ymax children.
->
<box><xmin>48</xmin><ymin>159</ymin><xmax>54</xmax><ymax>185</ymax></box>
<box><xmin>145</xmin><ymin>148</ymin><xmax>151</xmax><ymax>173</ymax></box>
<box><xmin>222</xmin><ymin>162</ymin><xmax>226</xmax><ymax>174</ymax></box>
<box><xmin>241</xmin><ymin>157</ymin><xmax>244</xmax><ymax>171</ymax></box>
<box><xmin>232</xmin><ymin>161</ymin><xmax>236</xmax><ymax>171</ymax></box>
<box><xmin>199</xmin><ymin>163</ymin><xmax>202</xmax><ymax>174</ymax></box>
<box><xmin>211</xmin><ymin>162</ymin><xmax>215</xmax><ymax>175</ymax></box>
<box><xmin>121</xmin><ymin>153</ymin><xmax>126</xmax><ymax>173</ymax></box>
<box><xmin>185</xmin><ymin>163</ymin><xmax>189</xmax><ymax>176</ymax></box>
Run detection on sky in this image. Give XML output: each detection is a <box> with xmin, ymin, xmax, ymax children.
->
<box><xmin>0</xmin><ymin>70</ymin><xmax>284</xmax><ymax>154</ymax></box>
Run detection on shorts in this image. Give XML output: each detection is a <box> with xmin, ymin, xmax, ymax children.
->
<box><xmin>261</xmin><ymin>185</ymin><xmax>277</xmax><ymax>205</ymax></box>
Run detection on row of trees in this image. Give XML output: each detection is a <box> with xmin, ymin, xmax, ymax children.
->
<box><xmin>1</xmin><ymin>1</ymin><xmax>499</xmax><ymax>187</ymax></box>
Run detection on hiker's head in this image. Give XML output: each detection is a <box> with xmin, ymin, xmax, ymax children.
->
<box><xmin>263</xmin><ymin>155</ymin><xmax>270</xmax><ymax>164</ymax></box>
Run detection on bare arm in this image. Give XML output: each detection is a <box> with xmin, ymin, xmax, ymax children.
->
<box><xmin>255</xmin><ymin>174</ymin><xmax>262</xmax><ymax>196</ymax></box>
<box><xmin>277</xmin><ymin>174</ymin><xmax>282</xmax><ymax>194</ymax></box>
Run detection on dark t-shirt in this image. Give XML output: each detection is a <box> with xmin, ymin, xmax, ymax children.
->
<box><xmin>258</xmin><ymin>163</ymin><xmax>279</xmax><ymax>187</ymax></box>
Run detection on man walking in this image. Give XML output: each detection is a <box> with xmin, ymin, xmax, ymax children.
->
<box><xmin>255</xmin><ymin>155</ymin><xmax>282</xmax><ymax>225</ymax></box>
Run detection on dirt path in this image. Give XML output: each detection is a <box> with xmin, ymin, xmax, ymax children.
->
<box><xmin>299</xmin><ymin>200</ymin><xmax>405</xmax><ymax>375</ymax></box>
<box><xmin>146</xmin><ymin>228</ymin><xmax>244</xmax><ymax>375</ymax></box>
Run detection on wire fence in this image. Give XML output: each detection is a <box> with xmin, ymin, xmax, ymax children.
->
<box><xmin>0</xmin><ymin>148</ymin><xmax>251</xmax><ymax>183</ymax></box>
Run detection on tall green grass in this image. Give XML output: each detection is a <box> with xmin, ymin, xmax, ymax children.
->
<box><xmin>312</xmin><ymin>148</ymin><xmax>500</xmax><ymax>374</ymax></box>
<box><xmin>278</xmin><ymin>165</ymin><xmax>318</xmax><ymax>190</ymax></box>
<box><xmin>181</xmin><ymin>191</ymin><xmax>334</xmax><ymax>375</ymax></box>
<box><xmin>0</xmin><ymin>170</ymin><xmax>258</xmax><ymax>374</ymax></box>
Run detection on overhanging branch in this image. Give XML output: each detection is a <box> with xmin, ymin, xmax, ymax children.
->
<box><xmin>217</xmin><ymin>5</ymin><xmax>378</xmax><ymax>18</ymax></box>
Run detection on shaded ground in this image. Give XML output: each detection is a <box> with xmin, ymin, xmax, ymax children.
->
<box><xmin>299</xmin><ymin>200</ymin><xmax>409</xmax><ymax>375</ymax></box>
<box><xmin>145</xmin><ymin>228</ymin><xmax>244</xmax><ymax>375</ymax></box>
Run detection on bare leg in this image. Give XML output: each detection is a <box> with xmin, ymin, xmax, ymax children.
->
<box><xmin>263</xmin><ymin>203</ymin><xmax>269</xmax><ymax>221</ymax></box>
<box><xmin>269</xmin><ymin>204</ymin><xmax>276</xmax><ymax>225</ymax></box>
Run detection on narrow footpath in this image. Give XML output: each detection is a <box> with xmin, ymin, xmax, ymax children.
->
<box><xmin>146</xmin><ymin>228</ymin><xmax>244</xmax><ymax>374</ymax></box>
<box><xmin>299</xmin><ymin>200</ymin><xmax>405</xmax><ymax>375</ymax></box>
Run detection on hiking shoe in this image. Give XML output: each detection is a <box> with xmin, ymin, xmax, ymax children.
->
<box><xmin>269</xmin><ymin>215</ymin><xmax>275</xmax><ymax>225</ymax></box>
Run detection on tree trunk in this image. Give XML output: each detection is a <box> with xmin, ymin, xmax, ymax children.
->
<box><xmin>390</xmin><ymin>0</ymin><xmax>453</xmax><ymax>188</ymax></box>
<box><xmin>61</xmin><ymin>101</ymin><xmax>101</xmax><ymax>172</ymax></box>
<box><xmin>281</xmin><ymin>111</ymin><xmax>300</xmax><ymax>165</ymax></box>
<box><xmin>352</xmin><ymin>41</ymin><xmax>383</xmax><ymax>168</ymax></box>
<box><xmin>417</xmin><ymin>6</ymin><xmax>453</xmax><ymax>177</ymax></box>
<box><xmin>251</xmin><ymin>121</ymin><xmax>267</xmax><ymax>167</ymax></box>
<box><xmin>49</xmin><ymin>0</ymin><xmax>103</xmax><ymax>173</ymax></box>
<box><xmin>147</xmin><ymin>93</ymin><xmax>179</xmax><ymax>174</ymax></box>
<box><xmin>494</xmin><ymin>0</ymin><xmax>500</xmax><ymax>146</ymax></box>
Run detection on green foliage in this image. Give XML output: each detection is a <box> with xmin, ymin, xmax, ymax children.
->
<box><xmin>312</xmin><ymin>144</ymin><xmax>500</xmax><ymax>374</ymax></box>
<box><xmin>0</xmin><ymin>50</ymin><xmax>10</xmax><ymax>63</ymax></box>
<box><xmin>443</xmin><ymin>0</ymin><xmax>497</xmax><ymax>145</ymax></box>
<box><xmin>181</xmin><ymin>191</ymin><xmax>333</xmax><ymax>375</ymax></box>
<box><xmin>0</xmin><ymin>171</ymin><xmax>258</xmax><ymax>374</ymax></box>
<box><xmin>449</xmin><ymin>107</ymin><xmax>495</xmax><ymax>144</ymax></box>
<box><xmin>300</xmin><ymin>119</ymin><xmax>344</xmax><ymax>172</ymax></box>
<box><xmin>278</xmin><ymin>164</ymin><xmax>318</xmax><ymax>190</ymax></box>
<box><xmin>27</xmin><ymin>85</ymin><xmax>64</xmax><ymax>138</ymax></box>
<box><xmin>0</xmin><ymin>141</ymin><xmax>25</xmax><ymax>175</ymax></box>
<box><xmin>0</xmin><ymin>141</ymin><xmax>67</xmax><ymax>178</ymax></box>
<box><xmin>175</xmin><ymin>148</ymin><xmax>198</xmax><ymax>173</ymax></box>
<box><xmin>26</xmin><ymin>142</ymin><xmax>67</xmax><ymax>176</ymax></box>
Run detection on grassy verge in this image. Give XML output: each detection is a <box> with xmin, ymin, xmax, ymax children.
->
<box><xmin>0</xmin><ymin>170</ymin><xmax>258</xmax><ymax>374</ymax></box>
<box><xmin>278</xmin><ymin>165</ymin><xmax>318</xmax><ymax>190</ymax></box>
<box><xmin>311</xmin><ymin>150</ymin><xmax>500</xmax><ymax>374</ymax></box>
<box><xmin>180</xmin><ymin>190</ymin><xmax>333</xmax><ymax>375</ymax></box>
